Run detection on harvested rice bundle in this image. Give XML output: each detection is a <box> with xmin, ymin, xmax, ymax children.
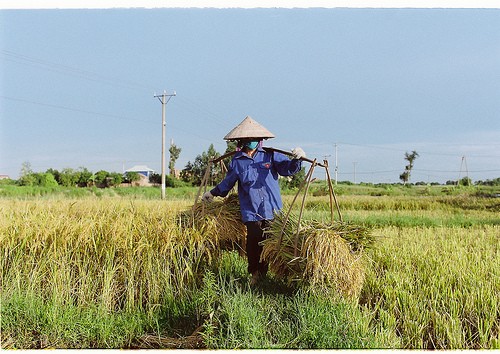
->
<box><xmin>301</xmin><ymin>224</ymin><xmax>365</xmax><ymax>297</ymax></box>
<box><xmin>261</xmin><ymin>211</ymin><xmax>371</xmax><ymax>298</ymax></box>
<box><xmin>180</xmin><ymin>193</ymin><xmax>246</xmax><ymax>254</ymax></box>
<box><xmin>308</xmin><ymin>219</ymin><xmax>375</xmax><ymax>253</ymax></box>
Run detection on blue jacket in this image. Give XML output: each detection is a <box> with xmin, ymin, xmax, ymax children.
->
<box><xmin>210</xmin><ymin>147</ymin><xmax>302</xmax><ymax>223</ymax></box>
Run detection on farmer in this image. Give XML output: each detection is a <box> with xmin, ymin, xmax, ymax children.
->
<box><xmin>202</xmin><ymin>116</ymin><xmax>305</xmax><ymax>285</ymax></box>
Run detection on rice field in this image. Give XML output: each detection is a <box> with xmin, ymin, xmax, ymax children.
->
<box><xmin>1</xmin><ymin>187</ymin><xmax>499</xmax><ymax>349</ymax></box>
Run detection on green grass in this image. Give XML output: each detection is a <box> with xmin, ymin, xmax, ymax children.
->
<box><xmin>196</xmin><ymin>252</ymin><xmax>398</xmax><ymax>349</ymax></box>
<box><xmin>361</xmin><ymin>226</ymin><xmax>500</xmax><ymax>349</ymax></box>
<box><xmin>1</xmin><ymin>292</ymin><xmax>148</xmax><ymax>348</ymax></box>
<box><xmin>0</xmin><ymin>185</ymin><xmax>199</xmax><ymax>200</ymax></box>
<box><xmin>297</xmin><ymin>194</ymin><xmax>500</xmax><ymax>228</ymax></box>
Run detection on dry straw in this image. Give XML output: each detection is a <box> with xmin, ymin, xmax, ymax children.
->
<box><xmin>180</xmin><ymin>194</ymin><xmax>247</xmax><ymax>256</ymax></box>
<box><xmin>261</xmin><ymin>210</ymin><xmax>372</xmax><ymax>298</ymax></box>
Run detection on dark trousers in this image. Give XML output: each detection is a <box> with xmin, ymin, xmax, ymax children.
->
<box><xmin>245</xmin><ymin>220</ymin><xmax>271</xmax><ymax>275</ymax></box>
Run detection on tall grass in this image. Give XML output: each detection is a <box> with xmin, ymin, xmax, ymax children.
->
<box><xmin>1</xmin><ymin>198</ymin><xmax>396</xmax><ymax>349</ymax></box>
<box><xmin>361</xmin><ymin>226</ymin><xmax>500</xmax><ymax>349</ymax></box>
<box><xmin>1</xmin><ymin>199</ymin><xmax>200</xmax><ymax>310</ymax></box>
<box><xmin>1</xmin><ymin>199</ymin><xmax>207</xmax><ymax>348</ymax></box>
<box><xmin>2</xmin><ymin>192</ymin><xmax>499</xmax><ymax>349</ymax></box>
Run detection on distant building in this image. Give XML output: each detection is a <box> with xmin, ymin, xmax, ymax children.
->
<box><xmin>123</xmin><ymin>165</ymin><xmax>155</xmax><ymax>187</ymax></box>
<box><xmin>0</xmin><ymin>175</ymin><xmax>10</xmax><ymax>180</ymax></box>
<box><xmin>124</xmin><ymin>165</ymin><xmax>155</xmax><ymax>178</ymax></box>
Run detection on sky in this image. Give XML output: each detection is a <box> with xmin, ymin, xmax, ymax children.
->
<box><xmin>1</xmin><ymin>2</ymin><xmax>499</xmax><ymax>184</ymax></box>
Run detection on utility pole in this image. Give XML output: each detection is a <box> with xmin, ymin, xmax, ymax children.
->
<box><xmin>154</xmin><ymin>90</ymin><xmax>176</xmax><ymax>200</ymax></box>
<box><xmin>334</xmin><ymin>143</ymin><xmax>338</xmax><ymax>185</ymax></box>
<box><xmin>323</xmin><ymin>155</ymin><xmax>331</xmax><ymax>181</ymax></box>
<box><xmin>353</xmin><ymin>161</ymin><xmax>357</xmax><ymax>184</ymax></box>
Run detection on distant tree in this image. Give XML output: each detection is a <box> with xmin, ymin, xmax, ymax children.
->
<box><xmin>458</xmin><ymin>176</ymin><xmax>472</xmax><ymax>187</ymax></box>
<box><xmin>399</xmin><ymin>170</ymin><xmax>410</xmax><ymax>185</ymax></box>
<box><xmin>0</xmin><ymin>177</ymin><xmax>15</xmax><ymax>185</ymax></box>
<box><xmin>77</xmin><ymin>167</ymin><xmax>94</xmax><ymax>187</ymax></box>
<box><xmin>225</xmin><ymin>140</ymin><xmax>238</xmax><ymax>153</ymax></box>
<box><xmin>59</xmin><ymin>168</ymin><xmax>79</xmax><ymax>187</ymax></box>
<box><xmin>220</xmin><ymin>140</ymin><xmax>238</xmax><ymax>175</ymax></box>
<box><xmin>180</xmin><ymin>161</ymin><xmax>194</xmax><ymax>184</ymax></box>
<box><xmin>94</xmin><ymin>170</ymin><xmax>110</xmax><ymax>187</ymax></box>
<box><xmin>107</xmin><ymin>172</ymin><xmax>123</xmax><ymax>187</ymax></box>
<box><xmin>18</xmin><ymin>169</ymin><xmax>58</xmax><ymax>187</ymax></box>
<box><xmin>149</xmin><ymin>172</ymin><xmax>175</xmax><ymax>187</ymax></box>
<box><xmin>20</xmin><ymin>161</ymin><xmax>33</xmax><ymax>177</ymax></box>
<box><xmin>479</xmin><ymin>178</ymin><xmax>500</xmax><ymax>186</ymax></box>
<box><xmin>182</xmin><ymin>144</ymin><xmax>221</xmax><ymax>186</ymax></box>
<box><xmin>46</xmin><ymin>168</ymin><xmax>61</xmax><ymax>184</ymax></box>
<box><xmin>17</xmin><ymin>162</ymin><xmax>36</xmax><ymax>186</ymax></box>
<box><xmin>17</xmin><ymin>174</ymin><xmax>36</xmax><ymax>186</ymax></box>
<box><xmin>125</xmin><ymin>171</ymin><xmax>141</xmax><ymax>185</ymax></box>
<box><xmin>166</xmin><ymin>175</ymin><xmax>175</xmax><ymax>187</ymax></box>
<box><xmin>149</xmin><ymin>172</ymin><xmax>161</xmax><ymax>185</ymax></box>
<box><xmin>399</xmin><ymin>150</ymin><xmax>419</xmax><ymax>185</ymax></box>
<box><xmin>35</xmin><ymin>172</ymin><xmax>58</xmax><ymax>187</ymax></box>
<box><xmin>285</xmin><ymin>167</ymin><xmax>306</xmax><ymax>189</ymax></box>
<box><xmin>169</xmin><ymin>143</ymin><xmax>182</xmax><ymax>177</ymax></box>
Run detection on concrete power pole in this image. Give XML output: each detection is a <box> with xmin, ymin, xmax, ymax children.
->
<box><xmin>154</xmin><ymin>90</ymin><xmax>176</xmax><ymax>200</ymax></box>
<box><xmin>323</xmin><ymin>155</ymin><xmax>331</xmax><ymax>181</ymax></box>
<box><xmin>334</xmin><ymin>143</ymin><xmax>338</xmax><ymax>185</ymax></box>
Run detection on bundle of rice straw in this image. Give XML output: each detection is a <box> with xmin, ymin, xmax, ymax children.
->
<box><xmin>261</xmin><ymin>210</ymin><xmax>373</xmax><ymax>298</ymax></box>
<box><xmin>180</xmin><ymin>193</ymin><xmax>246</xmax><ymax>255</ymax></box>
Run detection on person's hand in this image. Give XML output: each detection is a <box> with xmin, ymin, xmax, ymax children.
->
<box><xmin>202</xmin><ymin>191</ymin><xmax>214</xmax><ymax>203</ymax></box>
<box><xmin>292</xmin><ymin>147</ymin><xmax>306</xmax><ymax>160</ymax></box>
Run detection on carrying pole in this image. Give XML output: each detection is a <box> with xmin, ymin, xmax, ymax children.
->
<box><xmin>324</xmin><ymin>160</ymin><xmax>343</xmax><ymax>222</ymax></box>
<box><xmin>276</xmin><ymin>161</ymin><xmax>316</xmax><ymax>251</ymax></box>
<box><xmin>193</xmin><ymin>160</ymin><xmax>213</xmax><ymax>217</ymax></box>
<box><xmin>293</xmin><ymin>159</ymin><xmax>317</xmax><ymax>257</ymax></box>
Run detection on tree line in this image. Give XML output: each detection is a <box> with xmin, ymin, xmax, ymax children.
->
<box><xmin>11</xmin><ymin>142</ymin><xmax>236</xmax><ymax>188</ymax></box>
<box><xmin>8</xmin><ymin>145</ymin><xmax>499</xmax><ymax>188</ymax></box>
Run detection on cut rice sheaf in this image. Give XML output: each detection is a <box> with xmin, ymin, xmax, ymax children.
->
<box><xmin>180</xmin><ymin>193</ymin><xmax>246</xmax><ymax>255</ymax></box>
<box><xmin>261</xmin><ymin>210</ymin><xmax>372</xmax><ymax>298</ymax></box>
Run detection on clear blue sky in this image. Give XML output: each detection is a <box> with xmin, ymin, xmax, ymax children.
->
<box><xmin>1</xmin><ymin>6</ymin><xmax>499</xmax><ymax>183</ymax></box>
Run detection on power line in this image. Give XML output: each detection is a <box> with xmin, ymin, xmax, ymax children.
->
<box><xmin>0</xmin><ymin>95</ymin><xmax>156</xmax><ymax>124</ymax></box>
<box><xmin>337</xmin><ymin>141</ymin><xmax>499</xmax><ymax>158</ymax></box>
<box><xmin>307</xmin><ymin>141</ymin><xmax>499</xmax><ymax>159</ymax></box>
<box><xmin>176</xmin><ymin>96</ymin><xmax>228</xmax><ymax>128</ymax></box>
<box><xmin>2</xmin><ymin>49</ymin><xmax>231</xmax><ymax>129</ymax></box>
<box><xmin>1</xmin><ymin>49</ymin><xmax>234</xmax><ymax>136</ymax></box>
<box><xmin>1</xmin><ymin>49</ymin><xmax>155</xmax><ymax>92</ymax></box>
<box><xmin>0</xmin><ymin>94</ymin><xmax>219</xmax><ymax>143</ymax></box>
<box><xmin>340</xmin><ymin>168</ymin><xmax>500</xmax><ymax>176</ymax></box>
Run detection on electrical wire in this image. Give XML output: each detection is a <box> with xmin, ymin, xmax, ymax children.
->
<box><xmin>0</xmin><ymin>95</ymin><xmax>156</xmax><ymax>124</ymax></box>
<box><xmin>1</xmin><ymin>49</ymin><xmax>155</xmax><ymax>92</ymax></box>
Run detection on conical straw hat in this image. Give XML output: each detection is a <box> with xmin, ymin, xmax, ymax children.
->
<box><xmin>223</xmin><ymin>116</ymin><xmax>275</xmax><ymax>140</ymax></box>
